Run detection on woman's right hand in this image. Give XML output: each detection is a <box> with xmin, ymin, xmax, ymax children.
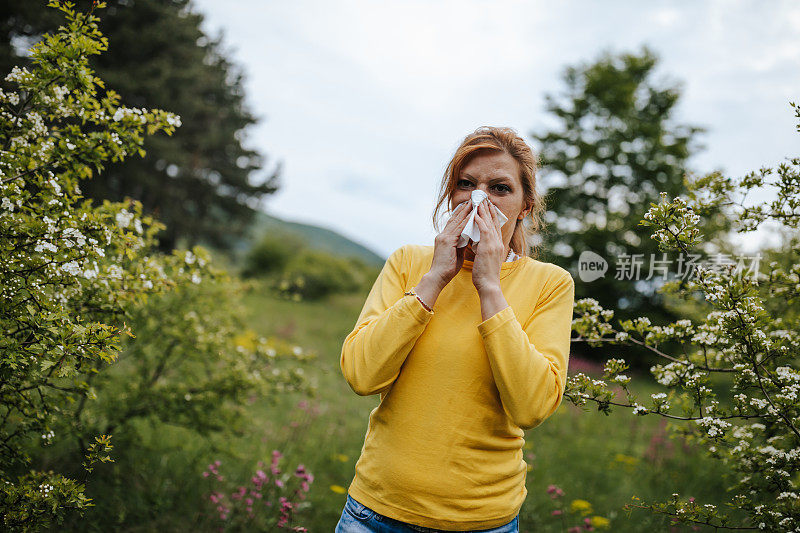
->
<box><xmin>428</xmin><ymin>201</ymin><xmax>472</xmax><ymax>288</ymax></box>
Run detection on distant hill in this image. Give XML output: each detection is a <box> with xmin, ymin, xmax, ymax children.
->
<box><xmin>234</xmin><ymin>210</ymin><xmax>385</xmax><ymax>269</ymax></box>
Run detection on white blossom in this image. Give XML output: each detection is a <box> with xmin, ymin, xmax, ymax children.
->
<box><xmin>107</xmin><ymin>265</ymin><xmax>123</xmax><ymax>279</ymax></box>
<box><xmin>83</xmin><ymin>265</ymin><xmax>98</xmax><ymax>279</ymax></box>
<box><xmin>62</xmin><ymin>227</ymin><xmax>86</xmax><ymax>247</ymax></box>
<box><xmin>613</xmin><ymin>374</ymin><xmax>631</xmax><ymax>385</ymax></box>
<box><xmin>5</xmin><ymin>65</ymin><xmax>30</xmax><ymax>83</ymax></box>
<box><xmin>166</xmin><ymin>113</ymin><xmax>181</xmax><ymax>127</ymax></box>
<box><xmin>116</xmin><ymin>209</ymin><xmax>133</xmax><ymax>229</ymax></box>
<box><xmin>696</xmin><ymin>416</ymin><xmax>732</xmax><ymax>438</ymax></box>
<box><xmin>61</xmin><ymin>261</ymin><xmax>82</xmax><ymax>276</ymax></box>
<box><xmin>750</xmin><ymin>398</ymin><xmax>768</xmax><ymax>409</ymax></box>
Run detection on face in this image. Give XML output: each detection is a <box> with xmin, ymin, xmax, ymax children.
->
<box><xmin>449</xmin><ymin>150</ymin><xmax>532</xmax><ymax>253</ymax></box>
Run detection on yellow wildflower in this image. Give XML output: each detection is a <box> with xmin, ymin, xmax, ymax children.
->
<box><xmin>570</xmin><ymin>499</ymin><xmax>593</xmax><ymax>516</ymax></box>
<box><xmin>233</xmin><ymin>330</ymin><xmax>257</xmax><ymax>351</ymax></box>
<box><xmin>613</xmin><ymin>453</ymin><xmax>638</xmax><ymax>466</ymax></box>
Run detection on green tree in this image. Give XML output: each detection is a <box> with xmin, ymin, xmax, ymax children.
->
<box><xmin>0</xmin><ymin>0</ymin><xmax>280</xmax><ymax>252</ymax></box>
<box><xmin>531</xmin><ymin>46</ymin><xmax>729</xmax><ymax>337</ymax></box>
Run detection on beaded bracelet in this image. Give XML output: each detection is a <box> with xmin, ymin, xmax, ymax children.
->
<box><xmin>404</xmin><ymin>289</ymin><xmax>433</xmax><ymax>312</ymax></box>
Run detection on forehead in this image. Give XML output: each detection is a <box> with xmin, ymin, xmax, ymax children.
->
<box><xmin>460</xmin><ymin>151</ymin><xmax>519</xmax><ymax>182</ymax></box>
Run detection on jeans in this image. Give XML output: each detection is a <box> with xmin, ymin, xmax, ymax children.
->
<box><xmin>334</xmin><ymin>494</ymin><xmax>520</xmax><ymax>533</ymax></box>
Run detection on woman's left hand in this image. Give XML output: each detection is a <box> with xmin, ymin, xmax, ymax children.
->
<box><xmin>471</xmin><ymin>200</ymin><xmax>505</xmax><ymax>294</ymax></box>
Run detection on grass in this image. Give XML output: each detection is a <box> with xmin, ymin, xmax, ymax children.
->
<box><xmin>70</xmin><ymin>276</ymin><xmax>745</xmax><ymax>532</ymax></box>
<box><xmin>224</xmin><ymin>279</ymin><xmax>745</xmax><ymax>532</ymax></box>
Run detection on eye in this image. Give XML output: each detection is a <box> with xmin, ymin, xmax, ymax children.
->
<box><xmin>457</xmin><ymin>179</ymin><xmax>511</xmax><ymax>193</ymax></box>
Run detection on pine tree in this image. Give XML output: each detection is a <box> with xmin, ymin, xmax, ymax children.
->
<box><xmin>0</xmin><ymin>0</ymin><xmax>280</xmax><ymax>251</ymax></box>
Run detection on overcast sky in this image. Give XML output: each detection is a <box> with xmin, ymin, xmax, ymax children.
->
<box><xmin>191</xmin><ymin>0</ymin><xmax>799</xmax><ymax>259</ymax></box>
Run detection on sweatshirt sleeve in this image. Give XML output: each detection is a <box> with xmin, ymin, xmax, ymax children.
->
<box><xmin>340</xmin><ymin>245</ymin><xmax>435</xmax><ymax>396</ymax></box>
<box><xmin>476</xmin><ymin>270</ymin><xmax>575</xmax><ymax>430</ymax></box>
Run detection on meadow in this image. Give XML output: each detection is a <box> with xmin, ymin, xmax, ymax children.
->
<box><xmin>127</xmin><ymin>274</ymin><xmax>740</xmax><ymax>532</ymax></box>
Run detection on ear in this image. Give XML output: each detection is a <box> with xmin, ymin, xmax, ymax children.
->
<box><xmin>518</xmin><ymin>201</ymin><xmax>533</xmax><ymax>220</ymax></box>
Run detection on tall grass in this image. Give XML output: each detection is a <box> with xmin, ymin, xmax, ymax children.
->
<box><xmin>230</xmin><ymin>279</ymin><xmax>741</xmax><ymax>532</ymax></box>
<box><xmin>70</xmin><ymin>276</ymin><xmax>739</xmax><ymax>531</ymax></box>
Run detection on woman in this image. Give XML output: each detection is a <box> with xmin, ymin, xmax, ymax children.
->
<box><xmin>335</xmin><ymin>126</ymin><xmax>575</xmax><ymax>532</ymax></box>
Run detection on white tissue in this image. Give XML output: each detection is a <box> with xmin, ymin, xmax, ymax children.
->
<box><xmin>455</xmin><ymin>189</ymin><xmax>508</xmax><ymax>248</ymax></box>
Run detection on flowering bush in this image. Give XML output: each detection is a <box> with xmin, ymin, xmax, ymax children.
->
<box><xmin>201</xmin><ymin>451</ymin><xmax>313</xmax><ymax>531</ymax></box>
<box><xmin>0</xmin><ymin>2</ymin><xmax>187</xmax><ymax>528</ymax></box>
<box><xmin>566</xmin><ymin>102</ymin><xmax>800</xmax><ymax>530</ymax></box>
<box><xmin>0</xmin><ymin>2</ymin><xmax>315</xmax><ymax>530</ymax></box>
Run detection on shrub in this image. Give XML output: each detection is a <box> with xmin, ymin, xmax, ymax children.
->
<box><xmin>0</xmin><ymin>3</ymin><xmax>316</xmax><ymax>529</ymax></box>
<box><xmin>241</xmin><ymin>231</ymin><xmax>308</xmax><ymax>279</ymax></box>
<box><xmin>274</xmin><ymin>250</ymin><xmax>364</xmax><ymax>300</ymax></box>
<box><xmin>567</xmin><ymin>102</ymin><xmax>800</xmax><ymax>530</ymax></box>
<box><xmin>0</xmin><ymin>2</ymin><xmax>184</xmax><ymax>528</ymax></box>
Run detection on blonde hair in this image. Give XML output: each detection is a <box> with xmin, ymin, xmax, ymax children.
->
<box><xmin>432</xmin><ymin>126</ymin><xmax>546</xmax><ymax>259</ymax></box>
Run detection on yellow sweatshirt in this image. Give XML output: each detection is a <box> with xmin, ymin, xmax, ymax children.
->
<box><xmin>340</xmin><ymin>243</ymin><xmax>575</xmax><ymax>531</ymax></box>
